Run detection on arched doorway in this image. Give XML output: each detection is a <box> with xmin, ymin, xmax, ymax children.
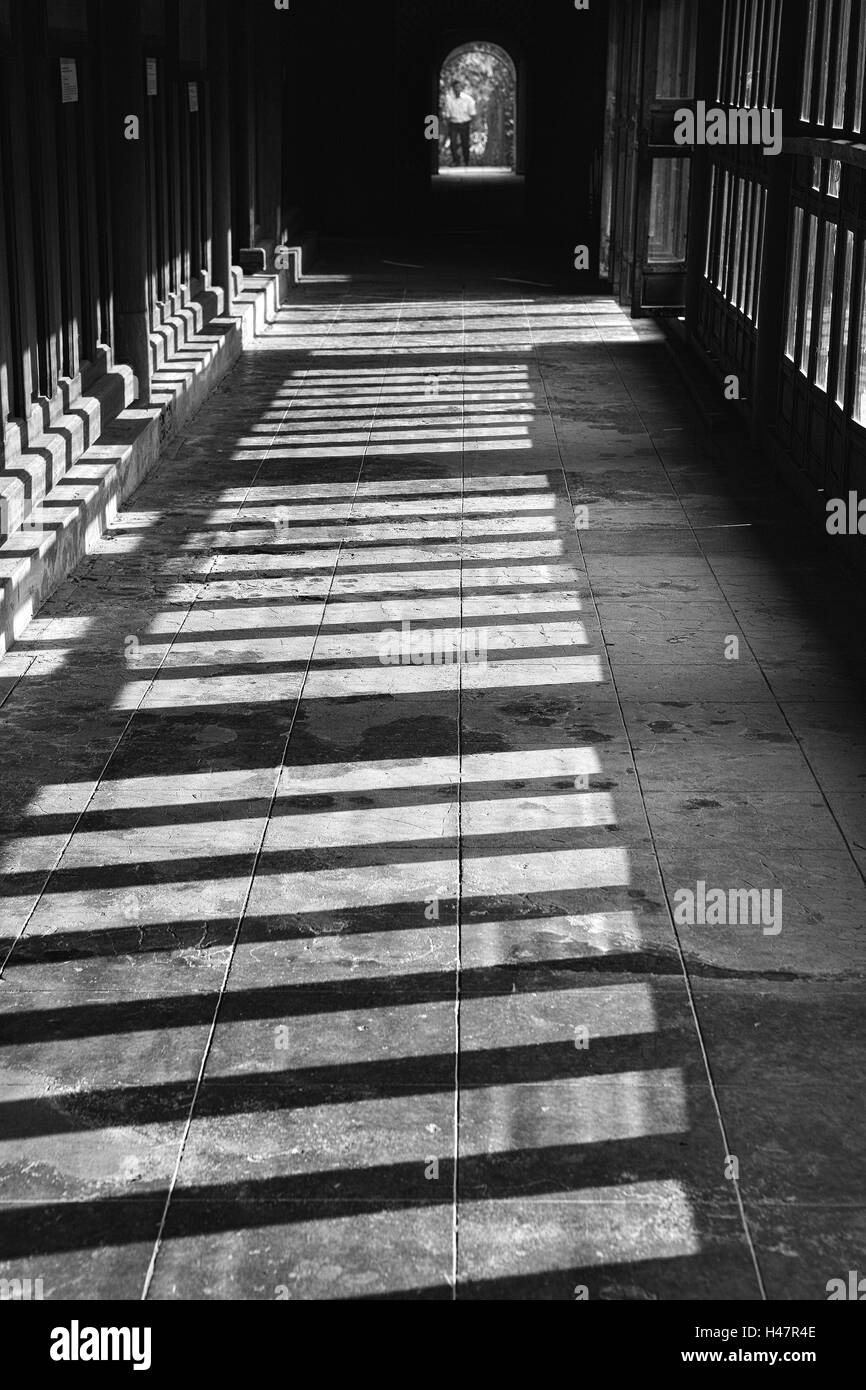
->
<box><xmin>437</xmin><ymin>42</ymin><xmax>517</xmax><ymax>175</ymax></box>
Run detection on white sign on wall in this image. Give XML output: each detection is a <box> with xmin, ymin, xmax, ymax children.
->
<box><xmin>60</xmin><ymin>57</ymin><xmax>78</xmax><ymax>104</ymax></box>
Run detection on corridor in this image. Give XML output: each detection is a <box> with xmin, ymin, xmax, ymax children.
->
<box><xmin>1</xmin><ymin>260</ymin><xmax>864</xmax><ymax>1301</ymax></box>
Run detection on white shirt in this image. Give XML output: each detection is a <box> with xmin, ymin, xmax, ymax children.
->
<box><xmin>444</xmin><ymin>91</ymin><xmax>476</xmax><ymax>123</ymax></box>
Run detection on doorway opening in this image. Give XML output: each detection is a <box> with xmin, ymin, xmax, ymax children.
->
<box><xmin>437</xmin><ymin>42</ymin><xmax>518</xmax><ymax>178</ymax></box>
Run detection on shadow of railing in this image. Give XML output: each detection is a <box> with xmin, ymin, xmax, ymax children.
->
<box><xmin>0</xmin><ymin>283</ymin><xmax>773</xmax><ymax>1301</ymax></box>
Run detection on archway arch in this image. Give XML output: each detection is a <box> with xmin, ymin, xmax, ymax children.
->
<box><xmin>438</xmin><ymin>41</ymin><xmax>518</xmax><ymax>173</ymax></box>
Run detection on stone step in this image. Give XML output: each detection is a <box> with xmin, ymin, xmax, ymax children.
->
<box><xmin>0</xmin><ymin>361</ymin><xmax>137</xmax><ymax>544</ymax></box>
<box><xmin>0</xmin><ymin>267</ymin><xmax>299</xmax><ymax>658</ymax></box>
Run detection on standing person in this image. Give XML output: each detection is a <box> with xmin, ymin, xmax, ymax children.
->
<box><xmin>443</xmin><ymin>78</ymin><xmax>476</xmax><ymax>167</ymax></box>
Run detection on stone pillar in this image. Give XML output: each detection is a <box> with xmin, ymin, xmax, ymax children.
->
<box><xmin>208</xmin><ymin>0</ymin><xmax>233</xmax><ymax>300</ymax></box>
<box><xmin>752</xmin><ymin>0</ymin><xmax>807</xmax><ymax>438</ymax></box>
<box><xmin>104</xmin><ymin>0</ymin><xmax>151</xmax><ymax>401</ymax></box>
<box><xmin>683</xmin><ymin>6</ymin><xmax>715</xmax><ymax>341</ymax></box>
<box><xmin>255</xmin><ymin>5</ymin><xmax>285</xmax><ymax>250</ymax></box>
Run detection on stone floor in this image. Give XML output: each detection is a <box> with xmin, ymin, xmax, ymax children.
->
<box><xmin>431</xmin><ymin>169</ymin><xmax>527</xmax><ymax>234</ymax></box>
<box><xmin>1</xmin><ymin>256</ymin><xmax>865</xmax><ymax>1301</ymax></box>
